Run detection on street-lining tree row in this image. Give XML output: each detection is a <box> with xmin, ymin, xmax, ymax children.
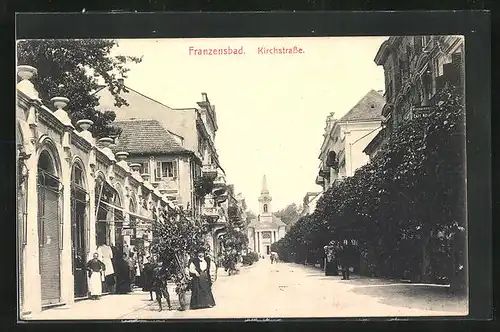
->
<box><xmin>272</xmin><ymin>84</ymin><xmax>466</xmax><ymax>291</ymax></box>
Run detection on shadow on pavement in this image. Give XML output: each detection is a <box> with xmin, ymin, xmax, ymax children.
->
<box><xmin>350</xmin><ymin>284</ymin><xmax>468</xmax><ymax>313</ymax></box>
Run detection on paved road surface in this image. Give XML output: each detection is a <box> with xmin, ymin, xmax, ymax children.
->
<box><xmin>25</xmin><ymin>259</ymin><xmax>467</xmax><ymax>320</ymax></box>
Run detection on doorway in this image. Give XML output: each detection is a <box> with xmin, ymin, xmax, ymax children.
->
<box><xmin>37</xmin><ymin>152</ymin><xmax>62</xmax><ymax>306</ymax></box>
<box><xmin>71</xmin><ymin>192</ymin><xmax>87</xmax><ymax>297</ymax></box>
<box><xmin>266</xmin><ymin>245</ymin><xmax>270</xmax><ymax>255</ymax></box>
<box><xmin>71</xmin><ymin>163</ymin><xmax>88</xmax><ymax>298</ymax></box>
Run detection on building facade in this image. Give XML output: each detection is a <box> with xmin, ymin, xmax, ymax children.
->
<box><xmin>247</xmin><ymin>176</ymin><xmax>287</xmax><ymax>256</ymax></box>
<box><xmin>364</xmin><ymin>35</ymin><xmax>465</xmax><ymax>158</ymax></box>
<box><xmin>301</xmin><ymin>192</ymin><xmax>322</xmax><ymax>217</ymax></box>
<box><xmin>96</xmin><ymin>82</ymin><xmax>239</xmax><ymax>259</ymax></box>
<box><xmin>16</xmin><ymin>66</ymin><xmax>174</xmax><ymax>317</ymax></box>
<box><xmin>316</xmin><ymin>90</ymin><xmax>385</xmax><ymax>191</ymax></box>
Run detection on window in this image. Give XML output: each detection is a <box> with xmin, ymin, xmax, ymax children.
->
<box><xmin>154</xmin><ymin>161</ymin><xmax>177</xmax><ymax>181</ymax></box>
<box><xmin>72</xmin><ymin>164</ymin><xmax>84</xmax><ymax>187</ymax></box>
<box><xmin>263</xmin><ymin>204</ymin><xmax>268</xmax><ymax>213</ymax></box>
<box><xmin>140</xmin><ymin>162</ymin><xmax>150</xmax><ymax>175</ymax></box>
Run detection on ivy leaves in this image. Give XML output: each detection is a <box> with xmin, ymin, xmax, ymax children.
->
<box><xmin>273</xmin><ymin>85</ymin><xmax>466</xmax><ymax>284</ymax></box>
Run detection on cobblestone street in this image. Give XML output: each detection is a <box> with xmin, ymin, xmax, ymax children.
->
<box><xmin>24</xmin><ymin>259</ymin><xmax>467</xmax><ymax>320</ymax></box>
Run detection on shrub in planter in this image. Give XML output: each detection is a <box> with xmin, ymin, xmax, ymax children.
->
<box><xmin>242</xmin><ymin>255</ymin><xmax>255</xmax><ymax>265</ymax></box>
<box><xmin>246</xmin><ymin>252</ymin><xmax>259</xmax><ymax>263</ymax></box>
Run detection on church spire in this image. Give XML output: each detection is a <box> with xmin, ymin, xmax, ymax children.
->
<box><xmin>261</xmin><ymin>174</ymin><xmax>269</xmax><ymax>194</ymax></box>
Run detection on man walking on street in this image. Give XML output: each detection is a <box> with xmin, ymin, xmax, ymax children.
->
<box><xmin>339</xmin><ymin>243</ymin><xmax>351</xmax><ymax>280</ymax></box>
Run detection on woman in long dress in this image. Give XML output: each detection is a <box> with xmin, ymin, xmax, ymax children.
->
<box><xmin>142</xmin><ymin>256</ymin><xmax>155</xmax><ymax>300</ymax></box>
<box><xmin>116</xmin><ymin>253</ymin><xmax>132</xmax><ymax>294</ymax></box>
<box><xmin>86</xmin><ymin>252</ymin><xmax>106</xmax><ymax>300</ymax></box>
<box><xmin>189</xmin><ymin>250</ymin><xmax>217</xmax><ymax>310</ymax></box>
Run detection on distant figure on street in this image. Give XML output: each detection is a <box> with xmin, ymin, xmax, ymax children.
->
<box><xmin>142</xmin><ymin>256</ymin><xmax>155</xmax><ymax>300</ymax></box>
<box><xmin>151</xmin><ymin>259</ymin><xmax>172</xmax><ymax>311</ymax></box>
<box><xmin>116</xmin><ymin>253</ymin><xmax>132</xmax><ymax>293</ymax></box>
<box><xmin>136</xmin><ymin>256</ymin><xmax>144</xmax><ymax>288</ymax></box>
<box><xmin>270</xmin><ymin>252</ymin><xmax>279</xmax><ymax>264</ymax></box>
<box><xmin>324</xmin><ymin>245</ymin><xmax>339</xmax><ymax>276</ymax></box>
<box><xmin>338</xmin><ymin>244</ymin><xmax>351</xmax><ymax>280</ymax></box>
<box><xmin>86</xmin><ymin>252</ymin><xmax>106</xmax><ymax>300</ymax></box>
<box><xmin>128</xmin><ymin>252</ymin><xmax>136</xmax><ymax>289</ymax></box>
<box><xmin>97</xmin><ymin>240</ymin><xmax>115</xmax><ymax>293</ymax></box>
<box><xmin>189</xmin><ymin>250</ymin><xmax>216</xmax><ymax>310</ymax></box>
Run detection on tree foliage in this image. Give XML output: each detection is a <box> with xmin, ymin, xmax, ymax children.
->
<box><xmin>150</xmin><ymin>209</ymin><xmax>209</xmax><ymax>289</ymax></box>
<box><xmin>272</xmin><ymin>85</ymin><xmax>466</xmax><ymax>288</ymax></box>
<box><xmin>274</xmin><ymin>203</ymin><xmax>301</xmax><ymax>225</ymax></box>
<box><xmin>17</xmin><ymin>39</ymin><xmax>142</xmax><ymax>138</ymax></box>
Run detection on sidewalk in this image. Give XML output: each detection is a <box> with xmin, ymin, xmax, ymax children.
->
<box><xmin>22</xmin><ymin>264</ymin><xmax>259</xmax><ymax>321</ymax></box>
<box><xmin>22</xmin><ymin>288</ymin><xmax>160</xmax><ymax>321</ymax></box>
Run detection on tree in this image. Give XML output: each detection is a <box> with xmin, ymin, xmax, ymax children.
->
<box><xmin>245</xmin><ymin>210</ymin><xmax>257</xmax><ymax>224</ymax></box>
<box><xmin>274</xmin><ymin>203</ymin><xmax>301</xmax><ymax>226</ymax></box>
<box><xmin>150</xmin><ymin>209</ymin><xmax>209</xmax><ymax>292</ymax></box>
<box><xmin>17</xmin><ymin>39</ymin><xmax>142</xmax><ymax>139</ymax></box>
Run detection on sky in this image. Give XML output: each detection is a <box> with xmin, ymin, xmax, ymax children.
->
<box><xmin>110</xmin><ymin>37</ymin><xmax>388</xmax><ymax>213</ymax></box>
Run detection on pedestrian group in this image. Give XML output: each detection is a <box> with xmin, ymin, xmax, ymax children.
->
<box><xmin>86</xmin><ymin>243</ymin><xmax>218</xmax><ymax>312</ymax></box>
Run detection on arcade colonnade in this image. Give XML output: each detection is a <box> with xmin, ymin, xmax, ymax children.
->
<box><xmin>16</xmin><ymin>65</ymin><xmax>175</xmax><ymax>316</ymax></box>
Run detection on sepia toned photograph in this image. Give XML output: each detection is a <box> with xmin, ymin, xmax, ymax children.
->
<box><xmin>16</xmin><ymin>34</ymin><xmax>468</xmax><ymax>321</ymax></box>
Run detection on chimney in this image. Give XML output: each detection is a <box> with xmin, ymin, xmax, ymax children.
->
<box><xmin>202</xmin><ymin>92</ymin><xmax>208</xmax><ymax>102</ymax></box>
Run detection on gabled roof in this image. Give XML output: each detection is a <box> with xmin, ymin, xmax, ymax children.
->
<box><xmin>114</xmin><ymin>119</ymin><xmax>189</xmax><ymax>155</ymax></box>
<box><xmin>339</xmin><ymin>90</ymin><xmax>385</xmax><ymax>122</ymax></box>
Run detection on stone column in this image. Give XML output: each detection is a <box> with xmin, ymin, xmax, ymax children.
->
<box><xmin>16</xmin><ymin>65</ymin><xmax>42</xmax><ymax>315</ymax></box>
<box><xmin>88</xmin><ymin>147</ymin><xmax>97</xmax><ymax>259</ymax></box>
<box><xmin>253</xmin><ymin>230</ymin><xmax>256</xmax><ymax>252</ymax></box>
<box><xmin>51</xmin><ymin>96</ymin><xmax>75</xmax><ymax>305</ymax></box>
<box><xmin>257</xmin><ymin>231</ymin><xmax>260</xmax><ymax>254</ymax></box>
<box><xmin>76</xmin><ymin>119</ymin><xmax>96</xmax><ymax>259</ymax></box>
<box><xmin>24</xmin><ymin>143</ymin><xmax>42</xmax><ymax>315</ymax></box>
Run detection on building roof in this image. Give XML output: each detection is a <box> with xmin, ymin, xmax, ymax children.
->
<box><xmin>339</xmin><ymin>90</ymin><xmax>385</xmax><ymax>122</ymax></box>
<box><xmin>114</xmin><ymin>119</ymin><xmax>189</xmax><ymax>155</ymax></box>
<box><xmin>248</xmin><ymin>215</ymin><xmax>286</xmax><ymax>229</ymax></box>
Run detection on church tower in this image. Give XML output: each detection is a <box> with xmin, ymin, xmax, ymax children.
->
<box><xmin>248</xmin><ymin>174</ymin><xmax>287</xmax><ymax>256</ymax></box>
<box><xmin>258</xmin><ymin>175</ymin><xmax>273</xmax><ymax>223</ymax></box>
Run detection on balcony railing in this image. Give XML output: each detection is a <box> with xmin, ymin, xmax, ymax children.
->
<box><xmin>202</xmin><ymin>206</ymin><xmax>219</xmax><ymax>217</ymax></box>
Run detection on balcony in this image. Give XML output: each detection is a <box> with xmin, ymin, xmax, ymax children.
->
<box><xmin>202</xmin><ymin>206</ymin><xmax>219</xmax><ymax>218</ymax></box>
<box><xmin>212</xmin><ymin>175</ymin><xmax>227</xmax><ymax>196</ymax></box>
<box><xmin>318</xmin><ymin>168</ymin><xmax>330</xmax><ymax>179</ymax></box>
<box><xmin>202</xmin><ymin>164</ymin><xmax>218</xmax><ymax>180</ymax></box>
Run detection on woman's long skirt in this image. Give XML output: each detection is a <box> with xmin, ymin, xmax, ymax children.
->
<box><xmin>88</xmin><ymin>272</ymin><xmax>103</xmax><ymax>296</ymax></box>
<box><xmin>325</xmin><ymin>259</ymin><xmax>338</xmax><ymax>276</ymax></box>
<box><xmin>189</xmin><ymin>271</ymin><xmax>215</xmax><ymax>309</ymax></box>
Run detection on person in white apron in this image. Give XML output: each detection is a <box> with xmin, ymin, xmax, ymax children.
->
<box><xmin>97</xmin><ymin>241</ymin><xmax>115</xmax><ymax>293</ymax></box>
<box><xmin>86</xmin><ymin>252</ymin><xmax>106</xmax><ymax>300</ymax></box>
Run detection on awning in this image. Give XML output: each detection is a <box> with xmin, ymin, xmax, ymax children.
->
<box><xmin>100</xmin><ymin>201</ymin><xmax>156</xmax><ymax>222</ymax></box>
